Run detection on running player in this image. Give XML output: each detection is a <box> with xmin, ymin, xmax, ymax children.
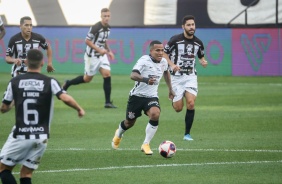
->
<box><xmin>111</xmin><ymin>40</ymin><xmax>175</xmax><ymax>155</ymax></box>
<box><xmin>163</xmin><ymin>15</ymin><xmax>208</xmax><ymax>141</ymax></box>
<box><xmin>5</xmin><ymin>16</ymin><xmax>55</xmax><ymax>77</ymax></box>
<box><xmin>62</xmin><ymin>8</ymin><xmax>117</xmax><ymax>108</ymax></box>
<box><xmin>0</xmin><ymin>49</ymin><xmax>84</xmax><ymax>184</ymax></box>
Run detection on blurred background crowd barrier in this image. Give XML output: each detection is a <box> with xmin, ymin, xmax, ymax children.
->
<box><xmin>0</xmin><ymin>0</ymin><xmax>281</xmax><ymax>76</ymax></box>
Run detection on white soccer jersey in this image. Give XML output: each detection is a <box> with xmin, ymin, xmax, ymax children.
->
<box><xmin>129</xmin><ymin>55</ymin><xmax>168</xmax><ymax>98</ymax></box>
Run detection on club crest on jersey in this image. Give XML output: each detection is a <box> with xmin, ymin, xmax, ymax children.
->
<box><xmin>19</xmin><ymin>79</ymin><xmax>44</xmax><ymax>91</ymax></box>
<box><xmin>128</xmin><ymin>112</ymin><xmax>135</xmax><ymax>119</ymax></box>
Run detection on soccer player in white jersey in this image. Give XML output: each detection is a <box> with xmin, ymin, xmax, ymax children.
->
<box><xmin>0</xmin><ymin>17</ymin><xmax>6</xmax><ymax>40</ymax></box>
<box><xmin>0</xmin><ymin>49</ymin><xmax>85</xmax><ymax>184</ymax></box>
<box><xmin>163</xmin><ymin>15</ymin><xmax>208</xmax><ymax>141</ymax></box>
<box><xmin>111</xmin><ymin>40</ymin><xmax>175</xmax><ymax>155</ymax></box>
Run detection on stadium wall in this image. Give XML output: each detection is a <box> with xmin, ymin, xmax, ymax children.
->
<box><xmin>0</xmin><ymin>27</ymin><xmax>281</xmax><ymax>76</ymax></box>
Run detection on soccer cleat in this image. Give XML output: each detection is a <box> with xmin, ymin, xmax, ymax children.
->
<box><xmin>104</xmin><ymin>101</ymin><xmax>117</xmax><ymax>108</ymax></box>
<box><xmin>183</xmin><ymin>134</ymin><xmax>193</xmax><ymax>141</ymax></box>
<box><xmin>141</xmin><ymin>143</ymin><xmax>153</xmax><ymax>155</ymax></box>
<box><xmin>62</xmin><ymin>80</ymin><xmax>70</xmax><ymax>91</ymax></box>
<box><xmin>112</xmin><ymin>129</ymin><xmax>122</xmax><ymax>149</ymax></box>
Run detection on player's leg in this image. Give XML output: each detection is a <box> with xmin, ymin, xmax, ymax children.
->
<box><xmin>19</xmin><ymin>166</ymin><xmax>33</xmax><ymax>184</ymax></box>
<box><xmin>141</xmin><ymin>98</ymin><xmax>161</xmax><ymax>155</ymax></box>
<box><xmin>0</xmin><ymin>164</ymin><xmax>17</xmax><ymax>184</ymax></box>
<box><xmin>171</xmin><ymin>76</ymin><xmax>185</xmax><ymax>112</ymax></box>
<box><xmin>112</xmin><ymin>96</ymin><xmax>142</xmax><ymax>149</ymax></box>
<box><xmin>20</xmin><ymin>139</ymin><xmax>47</xmax><ymax>184</ymax></box>
<box><xmin>183</xmin><ymin>90</ymin><xmax>197</xmax><ymax>141</ymax></box>
<box><xmin>62</xmin><ymin>54</ymin><xmax>98</xmax><ymax>91</ymax></box>
<box><xmin>112</xmin><ymin>119</ymin><xmax>137</xmax><ymax>150</ymax></box>
<box><xmin>99</xmin><ymin>56</ymin><xmax>117</xmax><ymax>108</ymax></box>
<box><xmin>0</xmin><ymin>134</ymin><xmax>26</xmax><ymax>184</ymax></box>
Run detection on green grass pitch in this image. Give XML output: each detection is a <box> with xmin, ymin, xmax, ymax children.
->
<box><xmin>0</xmin><ymin>73</ymin><xmax>281</xmax><ymax>183</ymax></box>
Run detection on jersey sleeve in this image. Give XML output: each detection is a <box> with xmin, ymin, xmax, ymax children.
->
<box><xmin>6</xmin><ymin>36</ymin><xmax>15</xmax><ymax>57</ymax></box>
<box><xmin>86</xmin><ymin>24</ymin><xmax>99</xmax><ymax>41</ymax></box>
<box><xmin>132</xmin><ymin>56</ymin><xmax>147</xmax><ymax>73</ymax></box>
<box><xmin>2</xmin><ymin>82</ymin><xmax>13</xmax><ymax>105</ymax></box>
<box><xmin>197</xmin><ymin>39</ymin><xmax>205</xmax><ymax>59</ymax></box>
<box><xmin>38</xmin><ymin>34</ymin><xmax>49</xmax><ymax>50</ymax></box>
<box><xmin>51</xmin><ymin>79</ymin><xmax>65</xmax><ymax>99</ymax></box>
<box><xmin>164</xmin><ymin>36</ymin><xmax>175</xmax><ymax>54</ymax></box>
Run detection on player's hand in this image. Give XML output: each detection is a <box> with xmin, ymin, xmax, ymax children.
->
<box><xmin>200</xmin><ymin>60</ymin><xmax>208</xmax><ymax>68</ymax></box>
<box><xmin>107</xmin><ymin>51</ymin><xmax>115</xmax><ymax>60</ymax></box>
<box><xmin>47</xmin><ymin>64</ymin><xmax>55</xmax><ymax>73</ymax></box>
<box><xmin>14</xmin><ymin>58</ymin><xmax>22</xmax><ymax>66</ymax></box>
<box><xmin>99</xmin><ymin>49</ymin><xmax>108</xmax><ymax>56</ymax></box>
<box><xmin>171</xmin><ymin>64</ymin><xmax>180</xmax><ymax>72</ymax></box>
<box><xmin>147</xmin><ymin>77</ymin><xmax>156</xmax><ymax>85</ymax></box>
<box><xmin>168</xmin><ymin>89</ymin><xmax>175</xmax><ymax>100</ymax></box>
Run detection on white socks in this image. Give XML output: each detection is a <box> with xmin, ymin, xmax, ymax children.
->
<box><xmin>143</xmin><ymin>122</ymin><xmax>158</xmax><ymax>144</ymax></box>
<box><xmin>116</xmin><ymin>124</ymin><xmax>126</xmax><ymax>138</ymax></box>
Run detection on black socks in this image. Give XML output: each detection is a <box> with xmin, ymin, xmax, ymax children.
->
<box><xmin>103</xmin><ymin>77</ymin><xmax>111</xmax><ymax>103</ymax></box>
<box><xmin>185</xmin><ymin>109</ymin><xmax>195</xmax><ymax>135</ymax></box>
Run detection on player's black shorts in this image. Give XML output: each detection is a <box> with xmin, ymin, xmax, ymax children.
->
<box><xmin>126</xmin><ymin>95</ymin><xmax>160</xmax><ymax>120</ymax></box>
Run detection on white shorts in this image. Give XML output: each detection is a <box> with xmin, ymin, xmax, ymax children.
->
<box><xmin>0</xmin><ymin>132</ymin><xmax>47</xmax><ymax>170</ymax></box>
<box><xmin>84</xmin><ymin>53</ymin><xmax>111</xmax><ymax>76</ymax></box>
<box><xmin>171</xmin><ymin>75</ymin><xmax>198</xmax><ymax>102</ymax></box>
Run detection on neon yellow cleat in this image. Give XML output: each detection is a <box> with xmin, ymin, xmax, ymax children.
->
<box><xmin>112</xmin><ymin>129</ymin><xmax>122</xmax><ymax>149</ymax></box>
<box><xmin>141</xmin><ymin>143</ymin><xmax>153</xmax><ymax>155</ymax></box>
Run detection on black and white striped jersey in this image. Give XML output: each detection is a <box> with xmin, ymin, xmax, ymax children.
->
<box><xmin>85</xmin><ymin>21</ymin><xmax>110</xmax><ymax>57</ymax></box>
<box><xmin>129</xmin><ymin>55</ymin><xmax>168</xmax><ymax>98</ymax></box>
<box><xmin>6</xmin><ymin>32</ymin><xmax>49</xmax><ymax>76</ymax></box>
<box><xmin>2</xmin><ymin>72</ymin><xmax>64</xmax><ymax>139</ymax></box>
<box><xmin>164</xmin><ymin>33</ymin><xmax>205</xmax><ymax>76</ymax></box>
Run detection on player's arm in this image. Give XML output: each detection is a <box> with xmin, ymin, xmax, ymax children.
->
<box><xmin>130</xmin><ymin>70</ymin><xmax>155</xmax><ymax>85</ymax></box>
<box><xmin>5</xmin><ymin>56</ymin><xmax>22</xmax><ymax>65</ymax></box>
<box><xmin>0</xmin><ymin>103</ymin><xmax>12</xmax><ymax>113</ymax></box>
<box><xmin>0</xmin><ymin>24</ymin><xmax>6</xmax><ymax>40</ymax></box>
<box><xmin>199</xmin><ymin>56</ymin><xmax>208</xmax><ymax>68</ymax></box>
<box><xmin>46</xmin><ymin>43</ymin><xmax>55</xmax><ymax>72</ymax></box>
<box><xmin>59</xmin><ymin>93</ymin><xmax>85</xmax><ymax>118</ymax></box>
<box><xmin>85</xmin><ymin>39</ymin><xmax>107</xmax><ymax>56</ymax></box>
<box><xmin>1</xmin><ymin>82</ymin><xmax>13</xmax><ymax>113</ymax></box>
<box><xmin>105</xmin><ymin>41</ymin><xmax>115</xmax><ymax>60</ymax></box>
<box><xmin>163</xmin><ymin>53</ymin><xmax>180</xmax><ymax>72</ymax></box>
<box><xmin>163</xmin><ymin>70</ymin><xmax>175</xmax><ymax>100</ymax></box>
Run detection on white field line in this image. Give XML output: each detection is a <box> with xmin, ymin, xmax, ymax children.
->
<box><xmin>45</xmin><ymin>148</ymin><xmax>282</xmax><ymax>153</ymax></box>
<box><xmin>12</xmin><ymin>160</ymin><xmax>282</xmax><ymax>175</ymax></box>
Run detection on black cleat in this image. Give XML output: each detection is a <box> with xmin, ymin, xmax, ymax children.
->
<box><xmin>104</xmin><ymin>102</ymin><xmax>117</xmax><ymax>108</ymax></box>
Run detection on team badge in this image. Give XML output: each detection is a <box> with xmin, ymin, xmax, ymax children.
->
<box><xmin>128</xmin><ymin>112</ymin><xmax>135</xmax><ymax>119</ymax></box>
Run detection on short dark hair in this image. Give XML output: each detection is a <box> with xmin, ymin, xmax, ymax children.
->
<box><xmin>27</xmin><ymin>49</ymin><xmax>43</xmax><ymax>69</ymax></box>
<box><xmin>182</xmin><ymin>15</ymin><xmax>195</xmax><ymax>25</ymax></box>
<box><xmin>149</xmin><ymin>40</ymin><xmax>162</xmax><ymax>49</ymax></box>
<box><xmin>101</xmin><ymin>8</ymin><xmax>110</xmax><ymax>13</ymax></box>
<box><xmin>20</xmin><ymin>16</ymin><xmax>31</xmax><ymax>25</ymax></box>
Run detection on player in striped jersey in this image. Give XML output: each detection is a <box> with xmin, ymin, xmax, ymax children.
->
<box><xmin>5</xmin><ymin>16</ymin><xmax>55</xmax><ymax>77</ymax></box>
<box><xmin>163</xmin><ymin>15</ymin><xmax>208</xmax><ymax>141</ymax></box>
<box><xmin>0</xmin><ymin>17</ymin><xmax>6</xmax><ymax>40</ymax></box>
<box><xmin>0</xmin><ymin>49</ymin><xmax>84</xmax><ymax>184</ymax></box>
<box><xmin>62</xmin><ymin>8</ymin><xmax>117</xmax><ymax>108</ymax></box>
<box><xmin>111</xmin><ymin>40</ymin><xmax>175</xmax><ymax>155</ymax></box>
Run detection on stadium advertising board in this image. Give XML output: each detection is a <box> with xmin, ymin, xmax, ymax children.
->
<box><xmin>0</xmin><ymin>27</ymin><xmax>281</xmax><ymax>76</ymax></box>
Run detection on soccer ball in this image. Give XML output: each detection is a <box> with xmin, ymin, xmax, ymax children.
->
<box><xmin>158</xmin><ymin>140</ymin><xmax>176</xmax><ymax>158</ymax></box>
